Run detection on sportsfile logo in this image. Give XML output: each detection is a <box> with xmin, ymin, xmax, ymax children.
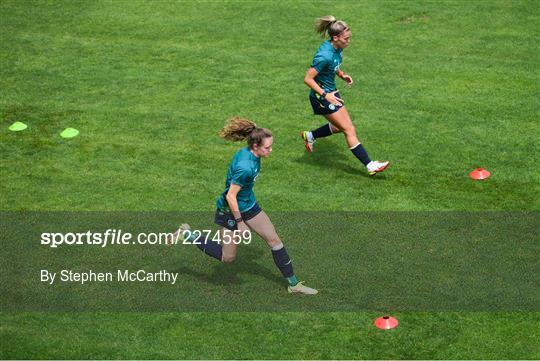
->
<box><xmin>40</xmin><ymin>229</ymin><xmax>253</xmax><ymax>248</ymax></box>
<box><xmin>40</xmin><ymin>229</ymin><xmax>173</xmax><ymax>248</ymax></box>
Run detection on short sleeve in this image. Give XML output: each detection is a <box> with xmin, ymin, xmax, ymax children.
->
<box><xmin>311</xmin><ymin>54</ymin><xmax>330</xmax><ymax>73</ymax></box>
<box><xmin>231</xmin><ymin>165</ymin><xmax>253</xmax><ymax>187</ymax></box>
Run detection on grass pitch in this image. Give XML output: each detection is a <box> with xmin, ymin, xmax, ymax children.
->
<box><xmin>1</xmin><ymin>0</ymin><xmax>539</xmax><ymax>359</ymax></box>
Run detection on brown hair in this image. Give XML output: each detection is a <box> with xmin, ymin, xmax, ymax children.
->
<box><xmin>314</xmin><ymin>15</ymin><xmax>349</xmax><ymax>38</ymax></box>
<box><xmin>219</xmin><ymin>116</ymin><xmax>272</xmax><ymax>149</ymax></box>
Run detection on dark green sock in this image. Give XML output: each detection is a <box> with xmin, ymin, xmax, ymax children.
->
<box><xmin>286</xmin><ymin>275</ymin><xmax>299</xmax><ymax>286</ymax></box>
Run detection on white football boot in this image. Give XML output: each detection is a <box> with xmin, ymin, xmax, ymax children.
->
<box><xmin>287</xmin><ymin>281</ymin><xmax>318</xmax><ymax>295</ymax></box>
<box><xmin>166</xmin><ymin>223</ymin><xmax>191</xmax><ymax>245</ymax></box>
<box><xmin>301</xmin><ymin>131</ymin><xmax>315</xmax><ymax>153</ymax></box>
<box><xmin>366</xmin><ymin>160</ymin><xmax>390</xmax><ymax>176</ymax></box>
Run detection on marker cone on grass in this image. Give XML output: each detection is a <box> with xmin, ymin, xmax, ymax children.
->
<box><xmin>469</xmin><ymin>168</ymin><xmax>491</xmax><ymax>180</ymax></box>
<box><xmin>374</xmin><ymin>316</ymin><xmax>398</xmax><ymax>330</ymax></box>
<box><xmin>9</xmin><ymin>121</ymin><xmax>28</xmax><ymax>131</ymax></box>
<box><xmin>60</xmin><ymin>127</ymin><xmax>79</xmax><ymax>138</ymax></box>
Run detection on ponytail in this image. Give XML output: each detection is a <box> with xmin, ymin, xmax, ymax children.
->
<box><xmin>219</xmin><ymin>116</ymin><xmax>272</xmax><ymax>149</ymax></box>
<box><xmin>315</xmin><ymin>15</ymin><xmax>336</xmax><ymax>36</ymax></box>
<box><xmin>314</xmin><ymin>15</ymin><xmax>349</xmax><ymax>38</ymax></box>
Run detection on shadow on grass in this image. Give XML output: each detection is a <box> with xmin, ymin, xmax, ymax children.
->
<box><xmin>171</xmin><ymin>245</ymin><xmax>284</xmax><ymax>287</ymax></box>
<box><xmin>293</xmin><ymin>138</ymin><xmax>389</xmax><ymax>180</ymax></box>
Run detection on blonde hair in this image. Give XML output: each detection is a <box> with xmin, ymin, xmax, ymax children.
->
<box><xmin>314</xmin><ymin>15</ymin><xmax>349</xmax><ymax>38</ymax></box>
<box><xmin>219</xmin><ymin>116</ymin><xmax>272</xmax><ymax>149</ymax></box>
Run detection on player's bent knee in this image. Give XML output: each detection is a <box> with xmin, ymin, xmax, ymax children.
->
<box><xmin>221</xmin><ymin>245</ymin><xmax>237</xmax><ymax>263</ymax></box>
<box><xmin>222</xmin><ymin>255</ymin><xmax>236</xmax><ymax>263</ymax></box>
<box><xmin>265</xmin><ymin>235</ymin><xmax>282</xmax><ymax>248</ymax></box>
<box><xmin>343</xmin><ymin>125</ymin><xmax>356</xmax><ymax>135</ymax></box>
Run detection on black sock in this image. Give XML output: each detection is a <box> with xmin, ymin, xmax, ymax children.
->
<box><xmin>271</xmin><ymin>246</ymin><xmax>294</xmax><ymax>278</ymax></box>
<box><xmin>350</xmin><ymin>143</ymin><xmax>371</xmax><ymax>165</ymax></box>
<box><xmin>311</xmin><ymin>123</ymin><xmax>333</xmax><ymax>139</ymax></box>
<box><xmin>195</xmin><ymin>234</ymin><xmax>222</xmax><ymax>261</ymax></box>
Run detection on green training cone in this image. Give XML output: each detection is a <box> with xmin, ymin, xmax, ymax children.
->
<box><xmin>60</xmin><ymin>127</ymin><xmax>79</xmax><ymax>138</ymax></box>
<box><xmin>9</xmin><ymin>121</ymin><xmax>28</xmax><ymax>131</ymax></box>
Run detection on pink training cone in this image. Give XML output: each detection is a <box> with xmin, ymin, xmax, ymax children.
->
<box><xmin>469</xmin><ymin>168</ymin><xmax>491</xmax><ymax>180</ymax></box>
<box><xmin>374</xmin><ymin>316</ymin><xmax>398</xmax><ymax>330</ymax></box>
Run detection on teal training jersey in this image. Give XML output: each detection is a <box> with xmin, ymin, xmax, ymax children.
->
<box><xmin>216</xmin><ymin>147</ymin><xmax>260</xmax><ymax>213</ymax></box>
<box><xmin>309</xmin><ymin>40</ymin><xmax>343</xmax><ymax>96</ymax></box>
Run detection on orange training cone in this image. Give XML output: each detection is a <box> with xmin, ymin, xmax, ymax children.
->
<box><xmin>469</xmin><ymin>168</ymin><xmax>491</xmax><ymax>180</ymax></box>
<box><xmin>374</xmin><ymin>316</ymin><xmax>398</xmax><ymax>330</ymax></box>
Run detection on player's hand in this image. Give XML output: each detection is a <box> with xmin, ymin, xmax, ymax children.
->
<box><xmin>325</xmin><ymin>91</ymin><xmax>343</xmax><ymax>106</ymax></box>
<box><xmin>342</xmin><ymin>74</ymin><xmax>353</xmax><ymax>87</ymax></box>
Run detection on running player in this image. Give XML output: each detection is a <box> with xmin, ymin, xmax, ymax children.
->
<box><xmin>170</xmin><ymin>117</ymin><xmax>317</xmax><ymax>295</ymax></box>
<box><xmin>302</xmin><ymin>15</ymin><xmax>389</xmax><ymax>176</ymax></box>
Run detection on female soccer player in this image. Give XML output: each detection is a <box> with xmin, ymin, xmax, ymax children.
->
<box><xmin>170</xmin><ymin>117</ymin><xmax>317</xmax><ymax>295</ymax></box>
<box><xmin>302</xmin><ymin>15</ymin><xmax>389</xmax><ymax>175</ymax></box>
